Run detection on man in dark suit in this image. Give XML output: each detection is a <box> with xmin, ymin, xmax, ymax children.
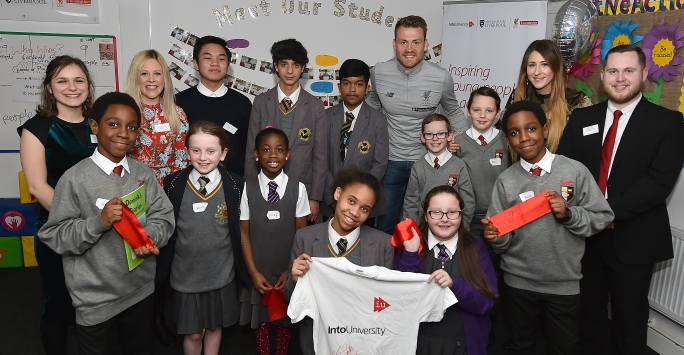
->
<box><xmin>557</xmin><ymin>45</ymin><xmax>684</xmax><ymax>355</ymax></box>
<box><xmin>244</xmin><ymin>39</ymin><xmax>327</xmax><ymax>223</ymax></box>
<box><xmin>323</xmin><ymin>59</ymin><xmax>389</xmax><ymax>220</ymax></box>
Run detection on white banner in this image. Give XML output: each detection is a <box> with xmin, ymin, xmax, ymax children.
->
<box><xmin>441</xmin><ymin>0</ymin><xmax>548</xmax><ymax>108</ymax></box>
<box><xmin>0</xmin><ymin>0</ymin><xmax>99</xmax><ymax>24</ymax></box>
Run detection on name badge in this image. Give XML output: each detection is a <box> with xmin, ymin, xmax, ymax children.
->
<box><xmin>154</xmin><ymin>123</ymin><xmax>171</xmax><ymax>132</ymax></box>
<box><xmin>193</xmin><ymin>202</ymin><xmax>208</xmax><ymax>213</ymax></box>
<box><xmin>95</xmin><ymin>198</ymin><xmax>109</xmax><ymax>210</ymax></box>
<box><xmin>267</xmin><ymin>211</ymin><xmax>280</xmax><ymax>220</ymax></box>
<box><xmin>489</xmin><ymin>158</ymin><xmax>501</xmax><ymax>166</ymax></box>
<box><xmin>519</xmin><ymin>191</ymin><xmax>534</xmax><ymax>202</ymax></box>
<box><xmin>90</xmin><ymin>134</ymin><xmax>98</xmax><ymax>143</ymax></box>
<box><xmin>223</xmin><ymin>122</ymin><xmax>238</xmax><ymax>134</ymax></box>
<box><xmin>583</xmin><ymin>124</ymin><xmax>599</xmax><ymax>136</ymax></box>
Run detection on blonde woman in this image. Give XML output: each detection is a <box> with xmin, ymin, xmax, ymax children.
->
<box><xmin>125</xmin><ymin>49</ymin><xmax>189</xmax><ymax>347</ymax></box>
<box><xmin>506</xmin><ymin>39</ymin><xmax>591</xmax><ymax>160</ymax></box>
<box><xmin>126</xmin><ymin>49</ymin><xmax>189</xmax><ymax>184</ymax></box>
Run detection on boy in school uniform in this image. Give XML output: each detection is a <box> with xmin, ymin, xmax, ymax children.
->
<box><xmin>482</xmin><ymin>100</ymin><xmax>614</xmax><ymax>355</ymax></box>
<box><xmin>322</xmin><ymin>59</ymin><xmax>388</xmax><ymax>221</ymax></box>
<box><xmin>176</xmin><ymin>35</ymin><xmax>252</xmax><ymax>176</ymax></box>
<box><xmin>402</xmin><ymin>114</ymin><xmax>475</xmax><ymax>227</ymax></box>
<box><xmin>39</xmin><ymin>92</ymin><xmax>175</xmax><ymax>354</ymax></box>
<box><xmin>244</xmin><ymin>38</ymin><xmax>327</xmax><ymax>222</ymax></box>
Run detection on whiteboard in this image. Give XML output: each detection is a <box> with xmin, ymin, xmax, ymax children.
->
<box><xmin>0</xmin><ymin>31</ymin><xmax>119</xmax><ymax>151</ymax></box>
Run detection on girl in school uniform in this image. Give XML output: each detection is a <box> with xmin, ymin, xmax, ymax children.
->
<box><xmin>396</xmin><ymin>185</ymin><xmax>497</xmax><ymax>355</ymax></box>
<box><xmin>287</xmin><ymin>167</ymin><xmax>393</xmax><ymax>355</ymax></box>
<box><xmin>163</xmin><ymin>121</ymin><xmax>250</xmax><ymax>355</ymax></box>
<box><xmin>125</xmin><ymin>48</ymin><xmax>190</xmax><ymax>346</ymax></box>
<box><xmin>239</xmin><ymin>127</ymin><xmax>310</xmax><ymax>355</ymax></box>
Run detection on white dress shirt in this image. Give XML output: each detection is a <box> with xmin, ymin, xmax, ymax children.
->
<box><xmin>519</xmin><ymin>149</ymin><xmax>555</xmax><ymax>176</ymax></box>
<box><xmin>427</xmin><ymin>230</ymin><xmax>458</xmax><ymax>259</ymax></box>
<box><xmin>277</xmin><ymin>84</ymin><xmax>301</xmax><ymax>105</ymax></box>
<box><xmin>424</xmin><ymin>149</ymin><xmax>452</xmax><ymax>166</ymax></box>
<box><xmin>197</xmin><ymin>81</ymin><xmax>228</xmax><ymax>97</ymax></box>
<box><xmin>90</xmin><ymin>149</ymin><xmax>130</xmax><ymax>177</ymax></box>
<box><xmin>189</xmin><ymin>167</ymin><xmax>221</xmax><ymax>194</ymax></box>
<box><xmin>328</xmin><ymin>217</ymin><xmax>361</xmax><ymax>254</ymax></box>
<box><xmin>603</xmin><ymin>94</ymin><xmax>642</xmax><ymax>179</ymax></box>
<box><xmin>466</xmin><ymin>126</ymin><xmax>499</xmax><ymax>145</ymax></box>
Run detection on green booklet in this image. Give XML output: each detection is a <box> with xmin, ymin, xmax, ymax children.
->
<box><xmin>120</xmin><ymin>185</ymin><xmax>147</xmax><ymax>271</ymax></box>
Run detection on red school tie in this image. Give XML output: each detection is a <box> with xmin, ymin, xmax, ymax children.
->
<box><xmin>598</xmin><ymin>110</ymin><xmax>623</xmax><ymax>195</ymax></box>
<box><xmin>434</xmin><ymin>158</ymin><xmax>440</xmax><ymax>169</ymax></box>
<box><xmin>112</xmin><ymin>165</ymin><xmax>123</xmax><ymax>176</ymax></box>
<box><xmin>478</xmin><ymin>135</ymin><xmax>487</xmax><ymax>146</ymax></box>
<box><xmin>530</xmin><ymin>167</ymin><xmax>542</xmax><ymax>176</ymax></box>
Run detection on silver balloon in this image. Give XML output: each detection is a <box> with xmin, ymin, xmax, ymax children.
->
<box><xmin>552</xmin><ymin>0</ymin><xmax>599</xmax><ymax>69</ymax></box>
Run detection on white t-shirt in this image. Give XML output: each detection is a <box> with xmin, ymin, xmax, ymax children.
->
<box><xmin>288</xmin><ymin>257</ymin><xmax>457</xmax><ymax>355</ymax></box>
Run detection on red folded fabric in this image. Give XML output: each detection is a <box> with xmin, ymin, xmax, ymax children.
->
<box><xmin>489</xmin><ymin>190</ymin><xmax>553</xmax><ymax>236</ymax></box>
<box><xmin>391</xmin><ymin>218</ymin><xmax>423</xmax><ymax>254</ymax></box>
<box><xmin>113</xmin><ymin>204</ymin><xmax>156</xmax><ymax>250</ymax></box>
<box><xmin>262</xmin><ymin>289</ymin><xmax>288</xmax><ymax>322</ymax></box>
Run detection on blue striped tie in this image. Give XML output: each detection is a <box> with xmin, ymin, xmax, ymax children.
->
<box><xmin>267</xmin><ymin>181</ymin><xmax>280</xmax><ymax>203</ymax></box>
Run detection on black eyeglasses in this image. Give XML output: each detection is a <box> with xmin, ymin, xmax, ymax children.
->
<box><xmin>427</xmin><ymin>210</ymin><xmax>462</xmax><ymax>220</ymax></box>
<box><xmin>422</xmin><ymin>132</ymin><xmax>449</xmax><ymax>140</ymax></box>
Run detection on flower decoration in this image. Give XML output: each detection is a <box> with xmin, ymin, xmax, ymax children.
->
<box><xmin>642</xmin><ymin>20</ymin><xmax>684</xmax><ymax>82</ymax></box>
<box><xmin>601</xmin><ymin>17</ymin><xmax>644</xmax><ymax>62</ymax></box>
<box><xmin>570</xmin><ymin>39</ymin><xmax>603</xmax><ymax>80</ymax></box>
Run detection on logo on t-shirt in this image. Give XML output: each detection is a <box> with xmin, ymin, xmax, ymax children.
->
<box><xmin>374</xmin><ymin>297</ymin><xmax>390</xmax><ymax>312</ymax></box>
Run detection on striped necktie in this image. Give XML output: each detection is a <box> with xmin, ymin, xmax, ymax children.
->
<box><xmin>267</xmin><ymin>181</ymin><xmax>280</xmax><ymax>203</ymax></box>
<box><xmin>478</xmin><ymin>135</ymin><xmax>487</xmax><ymax>146</ymax></box>
<box><xmin>437</xmin><ymin>244</ymin><xmax>450</xmax><ymax>262</ymax></box>
<box><xmin>340</xmin><ymin>112</ymin><xmax>354</xmax><ymax>161</ymax></box>
<box><xmin>198</xmin><ymin>176</ymin><xmax>210</xmax><ymax>195</ymax></box>
<box><xmin>337</xmin><ymin>238</ymin><xmax>348</xmax><ymax>254</ymax></box>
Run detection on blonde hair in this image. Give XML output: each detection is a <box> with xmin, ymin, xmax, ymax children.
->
<box><xmin>125</xmin><ymin>50</ymin><xmax>180</xmax><ymax>132</ymax></box>
<box><xmin>513</xmin><ymin>40</ymin><xmax>567</xmax><ymax>154</ymax></box>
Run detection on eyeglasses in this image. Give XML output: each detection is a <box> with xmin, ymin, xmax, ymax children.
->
<box><xmin>427</xmin><ymin>210</ymin><xmax>462</xmax><ymax>220</ymax></box>
<box><xmin>422</xmin><ymin>132</ymin><xmax>449</xmax><ymax>140</ymax></box>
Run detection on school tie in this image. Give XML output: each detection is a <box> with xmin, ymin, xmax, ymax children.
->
<box><xmin>340</xmin><ymin>112</ymin><xmax>354</xmax><ymax>162</ymax></box>
<box><xmin>434</xmin><ymin>158</ymin><xmax>440</xmax><ymax>169</ymax></box>
<box><xmin>280</xmin><ymin>97</ymin><xmax>293</xmax><ymax>112</ymax></box>
<box><xmin>598</xmin><ymin>110</ymin><xmax>623</xmax><ymax>195</ymax></box>
<box><xmin>198</xmin><ymin>176</ymin><xmax>210</xmax><ymax>195</ymax></box>
<box><xmin>337</xmin><ymin>238</ymin><xmax>348</xmax><ymax>254</ymax></box>
<box><xmin>436</xmin><ymin>244</ymin><xmax>450</xmax><ymax>262</ymax></box>
<box><xmin>478</xmin><ymin>135</ymin><xmax>488</xmax><ymax>146</ymax></box>
<box><xmin>530</xmin><ymin>167</ymin><xmax>543</xmax><ymax>176</ymax></box>
<box><xmin>112</xmin><ymin>165</ymin><xmax>123</xmax><ymax>176</ymax></box>
<box><xmin>267</xmin><ymin>181</ymin><xmax>280</xmax><ymax>203</ymax></box>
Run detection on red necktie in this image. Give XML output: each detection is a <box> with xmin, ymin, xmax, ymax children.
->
<box><xmin>530</xmin><ymin>167</ymin><xmax>542</xmax><ymax>176</ymax></box>
<box><xmin>434</xmin><ymin>158</ymin><xmax>440</xmax><ymax>169</ymax></box>
<box><xmin>478</xmin><ymin>135</ymin><xmax>487</xmax><ymax>146</ymax></box>
<box><xmin>598</xmin><ymin>110</ymin><xmax>623</xmax><ymax>195</ymax></box>
<box><xmin>112</xmin><ymin>165</ymin><xmax>123</xmax><ymax>176</ymax></box>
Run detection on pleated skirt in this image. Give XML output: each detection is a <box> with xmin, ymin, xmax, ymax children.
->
<box><xmin>173</xmin><ymin>279</ymin><xmax>239</xmax><ymax>334</ymax></box>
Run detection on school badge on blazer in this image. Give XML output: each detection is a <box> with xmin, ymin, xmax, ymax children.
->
<box><xmin>358</xmin><ymin>140</ymin><xmax>371</xmax><ymax>154</ymax></box>
<box><xmin>495</xmin><ymin>149</ymin><xmax>504</xmax><ymax>160</ymax></box>
<box><xmin>448</xmin><ymin>174</ymin><xmax>459</xmax><ymax>188</ymax></box>
<box><xmin>561</xmin><ymin>180</ymin><xmax>575</xmax><ymax>202</ymax></box>
<box><xmin>299</xmin><ymin>127</ymin><xmax>311</xmax><ymax>141</ymax></box>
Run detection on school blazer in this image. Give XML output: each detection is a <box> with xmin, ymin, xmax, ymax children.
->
<box><xmin>244</xmin><ymin>87</ymin><xmax>328</xmax><ymax>201</ymax></box>
<box><xmin>283</xmin><ymin>222</ymin><xmax>393</xmax><ymax>355</ymax></box>
<box><xmin>322</xmin><ymin>103</ymin><xmax>389</xmax><ymax>217</ymax></box>
<box><xmin>557</xmin><ymin>98</ymin><xmax>684</xmax><ymax>265</ymax></box>
<box><xmin>162</xmin><ymin>166</ymin><xmax>250</xmax><ymax>287</ymax></box>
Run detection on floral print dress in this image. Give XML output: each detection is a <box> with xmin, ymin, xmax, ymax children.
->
<box><xmin>131</xmin><ymin>103</ymin><xmax>189</xmax><ymax>184</ymax></box>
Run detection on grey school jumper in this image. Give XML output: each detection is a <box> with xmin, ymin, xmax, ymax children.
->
<box><xmin>487</xmin><ymin>155</ymin><xmax>614</xmax><ymax>295</ymax></box>
<box><xmin>455</xmin><ymin>131</ymin><xmax>509</xmax><ymax>219</ymax></box>
<box><xmin>39</xmin><ymin>158</ymin><xmax>175</xmax><ymax>326</ymax></box>
<box><xmin>402</xmin><ymin>155</ymin><xmax>475</xmax><ymax>227</ymax></box>
<box><xmin>366</xmin><ymin>59</ymin><xmax>468</xmax><ymax>161</ymax></box>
